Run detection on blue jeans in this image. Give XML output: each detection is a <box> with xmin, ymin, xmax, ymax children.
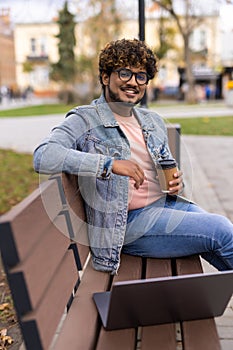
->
<box><xmin>122</xmin><ymin>195</ymin><xmax>233</xmax><ymax>271</ymax></box>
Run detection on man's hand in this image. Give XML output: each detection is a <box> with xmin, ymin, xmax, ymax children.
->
<box><xmin>112</xmin><ymin>160</ymin><xmax>145</xmax><ymax>189</ymax></box>
<box><xmin>168</xmin><ymin>170</ymin><xmax>184</xmax><ymax>194</ymax></box>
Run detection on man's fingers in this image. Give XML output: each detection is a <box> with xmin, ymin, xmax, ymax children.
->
<box><xmin>133</xmin><ymin>171</ymin><xmax>144</xmax><ymax>189</ymax></box>
<box><xmin>112</xmin><ymin>160</ymin><xmax>145</xmax><ymax>188</ymax></box>
<box><xmin>130</xmin><ymin>163</ymin><xmax>145</xmax><ymax>188</ymax></box>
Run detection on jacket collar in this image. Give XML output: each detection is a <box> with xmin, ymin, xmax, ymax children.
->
<box><xmin>92</xmin><ymin>93</ymin><xmax>156</xmax><ymax>130</ymax></box>
<box><xmin>92</xmin><ymin>94</ymin><xmax>118</xmax><ymax>127</ymax></box>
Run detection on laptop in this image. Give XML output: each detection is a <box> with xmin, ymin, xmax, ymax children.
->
<box><xmin>93</xmin><ymin>270</ymin><xmax>233</xmax><ymax>330</ymax></box>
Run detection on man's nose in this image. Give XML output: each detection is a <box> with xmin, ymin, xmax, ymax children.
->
<box><xmin>127</xmin><ymin>73</ymin><xmax>138</xmax><ymax>85</ymax></box>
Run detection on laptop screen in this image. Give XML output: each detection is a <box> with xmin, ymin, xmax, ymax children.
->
<box><xmin>93</xmin><ymin>270</ymin><xmax>233</xmax><ymax>330</ymax></box>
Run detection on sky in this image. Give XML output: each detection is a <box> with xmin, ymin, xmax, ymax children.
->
<box><xmin>1</xmin><ymin>0</ymin><xmax>66</xmax><ymax>23</ymax></box>
<box><xmin>1</xmin><ymin>0</ymin><xmax>233</xmax><ymax>31</ymax></box>
<box><xmin>220</xmin><ymin>3</ymin><xmax>233</xmax><ymax>31</ymax></box>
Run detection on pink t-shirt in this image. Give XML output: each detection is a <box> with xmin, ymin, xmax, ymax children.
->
<box><xmin>114</xmin><ymin>113</ymin><xmax>163</xmax><ymax>210</ymax></box>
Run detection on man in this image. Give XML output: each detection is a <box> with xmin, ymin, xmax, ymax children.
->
<box><xmin>34</xmin><ymin>38</ymin><xmax>233</xmax><ymax>274</ymax></box>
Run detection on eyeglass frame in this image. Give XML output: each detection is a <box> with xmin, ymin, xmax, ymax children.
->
<box><xmin>113</xmin><ymin>68</ymin><xmax>150</xmax><ymax>85</ymax></box>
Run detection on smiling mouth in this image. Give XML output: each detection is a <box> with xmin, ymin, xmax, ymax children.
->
<box><xmin>121</xmin><ymin>87</ymin><xmax>139</xmax><ymax>95</ymax></box>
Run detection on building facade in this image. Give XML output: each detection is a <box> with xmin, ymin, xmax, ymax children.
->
<box><xmin>0</xmin><ymin>8</ymin><xmax>16</xmax><ymax>94</ymax></box>
<box><xmin>14</xmin><ymin>21</ymin><xmax>60</xmax><ymax>96</ymax></box>
<box><xmin>7</xmin><ymin>2</ymin><xmax>233</xmax><ymax>100</ymax></box>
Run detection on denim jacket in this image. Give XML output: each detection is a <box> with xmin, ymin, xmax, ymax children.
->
<box><xmin>33</xmin><ymin>94</ymin><xmax>173</xmax><ymax>274</ymax></box>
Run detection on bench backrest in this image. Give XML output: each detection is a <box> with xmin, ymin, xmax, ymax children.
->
<box><xmin>0</xmin><ymin>177</ymin><xmax>85</xmax><ymax>350</ymax></box>
<box><xmin>0</xmin><ymin>124</ymin><xmax>181</xmax><ymax>350</ymax></box>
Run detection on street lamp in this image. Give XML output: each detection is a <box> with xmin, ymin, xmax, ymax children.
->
<box><xmin>138</xmin><ymin>0</ymin><xmax>147</xmax><ymax>107</ymax></box>
<box><xmin>139</xmin><ymin>0</ymin><xmax>145</xmax><ymax>42</ymax></box>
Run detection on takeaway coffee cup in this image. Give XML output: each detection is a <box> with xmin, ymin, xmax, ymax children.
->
<box><xmin>156</xmin><ymin>159</ymin><xmax>178</xmax><ymax>193</ymax></box>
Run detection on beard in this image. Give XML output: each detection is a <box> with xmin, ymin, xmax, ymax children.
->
<box><xmin>106</xmin><ymin>85</ymin><xmax>143</xmax><ymax>107</ymax></box>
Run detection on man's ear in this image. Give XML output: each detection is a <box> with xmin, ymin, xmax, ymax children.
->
<box><xmin>102</xmin><ymin>72</ymin><xmax>110</xmax><ymax>86</ymax></box>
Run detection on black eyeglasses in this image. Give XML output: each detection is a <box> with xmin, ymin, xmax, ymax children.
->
<box><xmin>113</xmin><ymin>68</ymin><xmax>149</xmax><ymax>85</ymax></box>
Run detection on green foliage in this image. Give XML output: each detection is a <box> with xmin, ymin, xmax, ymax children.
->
<box><xmin>50</xmin><ymin>1</ymin><xmax>76</xmax><ymax>83</ymax></box>
<box><xmin>0</xmin><ymin>150</ymin><xmax>38</xmax><ymax>214</ymax></box>
<box><xmin>22</xmin><ymin>61</ymin><xmax>34</xmax><ymax>73</ymax></box>
<box><xmin>155</xmin><ymin>16</ymin><xmax>177</xmax><ymax>59</ymax></box>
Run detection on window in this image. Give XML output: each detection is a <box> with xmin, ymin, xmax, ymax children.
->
<box><xmin>40</xmin><ymin>37</ymin><xmax>47</xmax><ymax>56</ymax></box>
<box><xmin>189</xmin><ymin>29</ymin><xmax>207</xmax><ymax>52</ymax></box>
<box><xmin>199</xmin><ymin>30</ymin><xmax>207</xmax><ymax>50</ymax></box>
<box><xmin>30</xmin><ymin>38</ymin><xmax>36</xmax><ymax>55</ymax></box>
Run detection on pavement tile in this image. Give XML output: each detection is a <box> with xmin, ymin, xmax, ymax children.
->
<box><xmin>218</xmin><ymin>326</ymin><xmax>233</xmax><ymax>339</ymax></box>
<box><xmin>181</xmin><ymin>135</ymin><xmax>233</xmax><ymax>346</ymax></box>
<box><xmin>220</xmin><ymin>339</ymin><xmax>233</xmax><ymax>350</ymax></box>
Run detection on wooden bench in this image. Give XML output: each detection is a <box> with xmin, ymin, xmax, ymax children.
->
<box><xmin>0</xmin><ymin>125</ymin><xmax>221</xmax><ymax>350</ymax></box>
<box><xmin>0</xmin><ymin>172</ymin><xmax>221</xmax><ymax>350</ymax></box>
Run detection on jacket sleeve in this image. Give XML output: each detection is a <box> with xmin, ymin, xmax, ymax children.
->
<box><xmin>33</xmin><ymin>112</ymin><xmax>113</xmax><ymax>178</ymax></box>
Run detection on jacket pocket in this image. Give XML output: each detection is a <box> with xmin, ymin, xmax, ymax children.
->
<box><xmin>83</xmin><ymin>135</ymin><xmax>123</xmax><ymax>158</ymax></box>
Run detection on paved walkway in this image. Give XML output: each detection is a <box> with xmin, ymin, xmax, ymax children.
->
<box><xmin>181</xmin><ymin>135</ymin><xmax>233</xmax><ymax>350</ymax></box>
<box><xmin>1</xmin><ymin>105</ymin><xmax>233</xmax><ymax>349</ymax></box>
<box><xmin>0</xmin><ymin>114</ymin><xmax>64</xmax><ymax>153</ymax></box>
<box><xmin>153</xmin><ymin>102</ymin><xmax>233</xmax><ymax>118</ymax></box>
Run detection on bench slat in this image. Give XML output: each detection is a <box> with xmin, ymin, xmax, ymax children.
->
<box><xmin>176</xmin><ymin>255</ymin><xmax>203</xmax><ymax>275</ymax></box>
<box><xmin>141</xmin><ymin>325</ymin><xmax>177</xmax><ymax>350</ymax></box>
<box><xmin>96</xmin><ymin>330</ymin><xmax>136</xmax><ymax>350</ymax></box>
<box><xmin>0</xmin><ymin>179</ymin><xmax>62</xmax><ymax>268</ymax></box>
<box><xmin>182</xmin><ymin>319</ymin><xmax>221</xmax><ymax>350</ymax></box>
<box><xmin>54</xmin><ymin>260</ymin><xmax>110</xmax><ymax>350</ymax></box>
<box><xmin>51</xmin><ymin>174</ymin><xmax>90</xmax><ymax>269</ymax></box>
<box><xmin>140</xmin><ymin>258</ymin><xmax>177</xmax><ymax>350</ymax></box>
<box><xmin>60</xmin><ymin>173</ymin><xmax>90</xmax><ymax>267</ymax></box>
<box><xmin>21</xmin><ymin>249</ymin><xmax>78</xmax><ymax>350</ymax></box>
<box><xmin>113</xmin><ymin>254</ymin><xmax>142</xmax><ymax>282</ymax></box>
<box><xmin>176</xmin><ymin>256</ymin><xmax>221</xmax><ymax>350</ymax></box>
<box><xmin>61</xmin><ymin>174</ymin><xmax>86</xmax><ymax>221</ymax></box>
<box><xmin>95</xmin><ymin>254</ymin><xmax>142</xmax><ymax>350</ymax></box>
<box><xmin>8</xmin><ymin>214</ymin><xmax>72</xmax><ymax>314</ymax></box>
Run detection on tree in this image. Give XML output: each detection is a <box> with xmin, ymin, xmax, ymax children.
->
<box><xmin>151</xmin><ymin>0</ymin><xmax>216</xmax><ymax>103</ymax></box>
<box><xmin>50</xmin><ymin>1</ymin><xmax>76</xmax><ymax>102</ymax></box>
<box><xmin>74</xmin><ymin>0</ymin><xmax>122</xmax><ymax>100</ymax></box>
<box><xmin>155</xmin><ymin>14</ymin><xmax>177</xmax><ymax>60</ymax></box>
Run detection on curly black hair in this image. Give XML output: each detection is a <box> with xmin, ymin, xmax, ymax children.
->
<box><xmin>99</xmin><ymin>38</ymin><xmax>158</xmax><ymax>87</ymax></box>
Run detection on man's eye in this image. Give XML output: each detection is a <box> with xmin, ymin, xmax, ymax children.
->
<box><xmin>137</xmin><ymin>74</ymin><xmax>146</xmax><ymax>80</ymax></box>
<box><xmin>121</xmin><ymin>71</ymin><xmax>130</xmax><ymax>77</ymax></box>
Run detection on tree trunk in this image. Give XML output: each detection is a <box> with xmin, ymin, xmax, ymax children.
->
<box><xmin>183</xmin><ymin>35</ymin><xmax>196</xmax><ymax>103</ymax></box>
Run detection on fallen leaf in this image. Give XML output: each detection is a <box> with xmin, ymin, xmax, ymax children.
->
<box><xmin>2</xmin><ymin>335</ymin><xmax>13</xmax><ymax>345</ymax></box>
<box><xmin>0</xmin><ymin>304</ymin><xmax>10</xmax><ymax>311</ymax></box>
<box><xmin>0</xmin><ymin>329</ymin><xmax>7</xmax><ymax>337</ymax></box>
<box><xmin>0</xmin><ymin>328</ymin><xmax>14</xmax><ymax>348</ymax></box>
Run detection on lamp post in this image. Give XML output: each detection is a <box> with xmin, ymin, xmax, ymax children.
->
<box><xmin>139</xmin><ymin>0</ymin><xmax>145</xmax><ymax>42</ymax></box>
<box><xmin>138</xmin><ymin>0</ymin><xmax>147</xmax><ymax>107</ymax></box>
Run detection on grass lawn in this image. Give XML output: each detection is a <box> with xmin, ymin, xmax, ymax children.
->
<box><xmin>0</xmin><ymin>103</ymin><xmax>75</xmax><ymax>117</ymax></box>
<box><xmin>166</xmin><ymin>116</ymin><xmax>233</xmax><ymax>136</ymax></box>
<box><xmin>0</xmin><ymin>150</ymin><xmax>38</xmax><ymax>214</ymax></box>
